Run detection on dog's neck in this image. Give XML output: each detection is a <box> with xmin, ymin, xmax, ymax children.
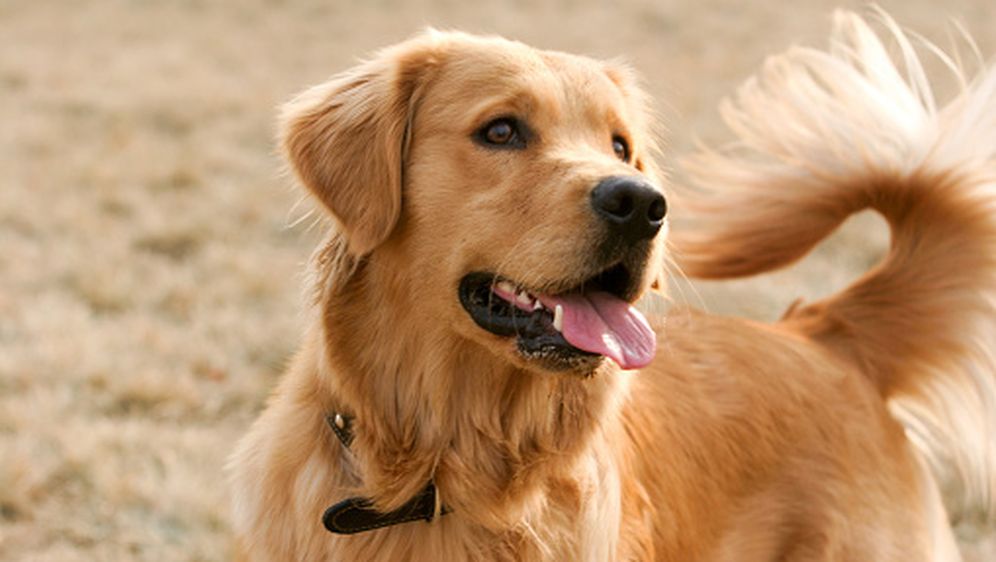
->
<box><xmin>312</xmin><ymin>240</ymin><xmax>628</xmax><ymax>529</ymax></box>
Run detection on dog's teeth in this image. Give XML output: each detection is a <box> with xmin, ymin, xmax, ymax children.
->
<box><xmin>496</xmin><ymin>281</ymin><xmax>515</xmax><ymax>295</ymax></box>
<box><xmin>516</xmin><ymin>291</ymin><xmax>533</xmax><ymax>306</ymax></box>
<box><xmin>533</xmin><ymin>301</ymin><xmax>543</xmax><ymax>311</ymax></box>
<box><xmin>553</xmin><ymin>305</ymin><xmax>563</xmax><ymax>332</ymax></box>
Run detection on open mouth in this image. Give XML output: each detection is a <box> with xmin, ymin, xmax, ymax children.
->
<box><xmin>458</xmin><ymin>263</ymin><xmax>656</xmax><ymax>371</ymax></box>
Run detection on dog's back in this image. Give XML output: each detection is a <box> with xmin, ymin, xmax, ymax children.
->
<box><xmin>672</xmin><ymin>11</ymin><xmax>996</xmax><ymax>557</ymax></box>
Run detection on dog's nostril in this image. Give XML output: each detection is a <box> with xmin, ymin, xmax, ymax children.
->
<box><xmin>648</xmin><ymin>195</ymin><xmax>667</xmax><ymax>222</ymax></box>
<box><xmin>591</xmin><ymin>176</ymin><xmax>665</xmax><ymax>242</ymax></box>
<box><xmin>599</xmin><ymin>191</ymin><xmax>634</xmax><ymax>219</ymax></box>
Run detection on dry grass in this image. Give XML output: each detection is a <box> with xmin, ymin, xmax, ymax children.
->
<box><xmin>2</xmin><ymin>1</ymin><xmax>993</xmax><ymax>560</ymax></box>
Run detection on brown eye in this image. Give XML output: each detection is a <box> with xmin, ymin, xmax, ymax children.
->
<box><xmin>612</xmin><ymin>136</ymin><xmax>630</xmax><ymax>161</ymax></box>
<box><xmin>486</xmin><ymin>120</ymin><xmax>514</xmax><ymax>144</ymax></box>
<box><xmin>475</xmin><ymin>118</ymin><xmax>526</xmax><ymax>149</ymax></box>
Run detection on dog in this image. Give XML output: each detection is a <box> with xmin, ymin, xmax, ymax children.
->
<box><xmin>230</xmin><ymin>11</ymin><xmax>996</xmax><ymax>561</ymax></box>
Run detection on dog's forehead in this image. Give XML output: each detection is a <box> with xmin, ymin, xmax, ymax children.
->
<box><xmin>429</xmin><ymin>38</ymin><xmax>632</xmax><ymax>124</ymax></box>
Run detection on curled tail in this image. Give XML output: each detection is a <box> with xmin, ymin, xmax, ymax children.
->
<box><xmin>673</xmin><ymin>10</ymin><xmax>996</xmax><ymax>538</ymax></box>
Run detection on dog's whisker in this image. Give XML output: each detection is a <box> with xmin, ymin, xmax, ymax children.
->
<box><xmin>661</xmin><ymin>243</ymin><xmax>706</xmax><ymax>312</ymax></box>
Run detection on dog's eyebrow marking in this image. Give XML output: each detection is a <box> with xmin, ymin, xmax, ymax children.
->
<box><xmin>466</xmin><ymin>88</ymin><xmax>561</xmax><ymax>131</ymax></box>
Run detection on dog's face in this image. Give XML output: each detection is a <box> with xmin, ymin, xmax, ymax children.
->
<box><xmin>283</xmin><ymin>31</ymin><xmax>667</xmax><ymax>375</ymax></box>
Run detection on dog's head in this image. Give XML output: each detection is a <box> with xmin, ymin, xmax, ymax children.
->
<box><xmin>283</xmin><ymin>31</ymin><xmax>667</xmax><ymax>376</ymax></box>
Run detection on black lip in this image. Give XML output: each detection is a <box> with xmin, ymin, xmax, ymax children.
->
<box><xmin>458</xmin><ymin>272</ymin><xmax>532</xmax><ymax>337</ymax></box>
<box><xmin>458</xmin><ymin>272</ymin><xmax>609</xmax><ymax>371</ymax></box>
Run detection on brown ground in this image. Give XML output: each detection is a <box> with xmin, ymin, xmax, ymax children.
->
<box><xmin>2</xmin><ymin>1</ymin><xmax>994</xmax><ymax>560</ymax></box>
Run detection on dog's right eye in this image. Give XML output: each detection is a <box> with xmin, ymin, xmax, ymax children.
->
<box><xmin>476</xmin><ymin>118</ymin><xmax>526</xmax><ymax>149</ymax></box>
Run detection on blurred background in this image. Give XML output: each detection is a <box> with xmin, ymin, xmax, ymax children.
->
<box><xmin>1</xmin><ymin>0</ymin><xmax>993</xmax><ymax>560</ymax></box>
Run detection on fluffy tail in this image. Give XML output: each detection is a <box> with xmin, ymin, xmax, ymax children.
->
<box><xmin>672</xmin><ymin>10</ymin><xmax>996</xmax><ymax>538</ymax></box>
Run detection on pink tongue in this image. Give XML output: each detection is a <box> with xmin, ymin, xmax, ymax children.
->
<box><xmin>539</xmin><ymin>291</ymin><xmax>656</xmax><ymax>370</ymax></box>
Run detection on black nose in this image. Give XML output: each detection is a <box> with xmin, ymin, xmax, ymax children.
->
<box><xmin>590</xmin><ymin>176</ymin><xmax>667</xmax><ymax>242</ymax></box>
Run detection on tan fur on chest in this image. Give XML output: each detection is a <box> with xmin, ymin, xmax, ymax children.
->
<box><xmin>232</xmin><ymin>339</ymin><xmax>628</xmax><ymax>561</ymax></box>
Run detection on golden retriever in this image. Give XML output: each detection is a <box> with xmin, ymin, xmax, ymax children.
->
<box><xmin>230</xmin><ymin>11</ymin><xmax>996</xmax><ymax>561</ymax></box>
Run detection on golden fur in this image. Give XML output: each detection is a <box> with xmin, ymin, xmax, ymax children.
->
<box><xmin>230</xmin><ymin>12</ymin><xmax>996</xmax><ymax>561</ymax></box>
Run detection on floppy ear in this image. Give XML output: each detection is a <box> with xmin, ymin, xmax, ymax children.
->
<box><xmin>280</xmin><ymin>36</ymin><xmax>442</xmax><ymax>255</ymax></box>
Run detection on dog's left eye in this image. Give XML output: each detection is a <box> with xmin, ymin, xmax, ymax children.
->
<box><xmin>612</xmin><ymin>136</ymin><xmax>630</xmax><ymax>162</ymax></box>
<box><xmin>475</xmin><ymin>118</ymin><xmax>526</xmax><ymax>149</ymax></box>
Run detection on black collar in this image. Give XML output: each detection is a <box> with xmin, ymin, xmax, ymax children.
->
<box><xmin>321</xmin><ymin>413</ymin><xmax>450</xmax><ymax>535</ymax></box>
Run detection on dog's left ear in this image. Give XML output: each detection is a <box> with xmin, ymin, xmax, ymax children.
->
<box><xmin>280</xmin><ymin>35</ymin><xmax>443</xmax><ymax>255</ymax></box>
